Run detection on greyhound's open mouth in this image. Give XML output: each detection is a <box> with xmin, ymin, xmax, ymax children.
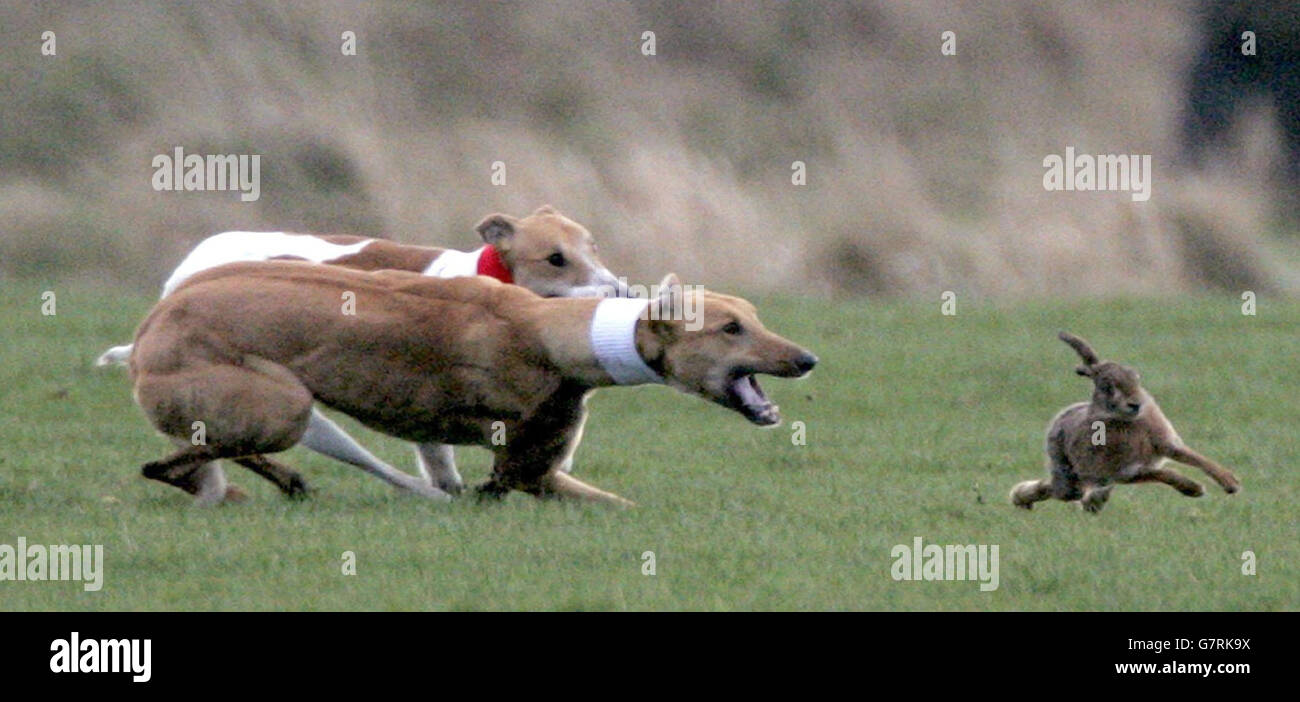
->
<box><xmin>726</xmin><ymin>373</ymin><xmax>780</xmax><ymax>426</ymax></box>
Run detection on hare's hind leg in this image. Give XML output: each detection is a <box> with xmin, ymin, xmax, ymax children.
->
<box><xmin>1012</xmin><ymin>443</ymin><xmax>1081</xmax><ymax>509</ymax></box>
<box><xmin>1010</xmin><ymin>478</ymin><xmax>1051</xmax><ymax>508</ymax></box>
<box><xmin>1079</xmin><ymin>485</ymin><xmax>1113</xmax><ymax>513</ymax></box>
<box><xmin>1130</xmin><ymin>466</ymin><xmax>1205</xmax><ymax>497</ymax></box>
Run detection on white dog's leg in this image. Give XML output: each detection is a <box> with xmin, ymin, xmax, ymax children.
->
<box><xmin>415</xmin><ymin>443</ymin><xmax>464</xmax><ymax>495</ymax></box>
<box><xmin>190</xmin><ymin>462</ymin><xmax>229</xmax><ymax>507</ymax></box>
<box><xmin>299</xmin><ymin>408</ymin><xmax>450</xmax><ymax>501</ymax></box>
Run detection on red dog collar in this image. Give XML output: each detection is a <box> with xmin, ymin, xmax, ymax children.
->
<box><xmin>476</xmin><ymin>245</ymin><xmax>514</xmax><ymax>284</ymax></box>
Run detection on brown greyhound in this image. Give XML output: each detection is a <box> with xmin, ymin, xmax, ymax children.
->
<box><xmin>128</xmin><ymin>262</ymin><xmax>817</xmax><ymax>506</ymax></box>
<box><xmin>101</xmin><ymin>206</ymin><xmax>627</xmax><ymax>499</ymax></box>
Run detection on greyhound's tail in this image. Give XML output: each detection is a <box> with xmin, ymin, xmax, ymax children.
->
<box><xmin>95</xmin><ymin>343</ymin><xmax>133</xmax><ymax>367</ymax></box>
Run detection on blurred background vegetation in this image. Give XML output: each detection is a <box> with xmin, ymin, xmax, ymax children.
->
<box><xmin>2</xmin><ymin>0</ymin><xmax>1298</xmax><ymax>298</ymax></box>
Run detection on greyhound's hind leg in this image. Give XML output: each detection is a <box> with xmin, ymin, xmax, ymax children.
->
<box><xmin>142</xmin><ymin>447</ymin><xmax>237</xmax><ymax>507</ymax></box>
<box><xmin>135</xmin><ymin>358</ymin><xmax>315</xmax><ymax>504</ymax></box>
<box><xmin>160</xmin><ymin>438</ymin><xmax>248</xmax><ymax>505</ymax></box>
<box><xmin>178</xmin><ymin>462</ymin><xmax>246</xmax><ymax>506</ymax></box>
<box><xmin>233</xmin><ymin>455</ymin><xmax>310</xmax><ymax>498</ymax></box>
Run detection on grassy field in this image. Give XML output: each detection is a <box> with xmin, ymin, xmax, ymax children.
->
<box><xmin>1</xmin><ymin>278</ymin><xmax>1295</xmax><ymax>611</ymax></box>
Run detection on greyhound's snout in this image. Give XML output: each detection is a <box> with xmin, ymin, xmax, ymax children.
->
<box><xmin>594</xmin><ymin>274</ymin><xmax>630</xmax><ymax>298</ymax></box>
<box><xmin>793</xmin><ymin>351</ymin><xmax>818</xmax><ymax>376</ymax></box>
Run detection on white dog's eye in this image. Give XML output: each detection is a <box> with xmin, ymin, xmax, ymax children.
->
<box><xmin>548</xmin><ymin>252</ymin><xmax>566</xmax><ymax>267</ymax></box>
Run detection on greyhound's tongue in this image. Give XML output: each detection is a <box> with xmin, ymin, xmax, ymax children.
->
<box><xmin>735</xmin><ymin>376</ymin><xmax>765</xmax><ymax>406</ymax></box>
<box><xmin>733</xmin><ymin>375</ymin><xmax>779</xmax><ymax>424</ymax></box>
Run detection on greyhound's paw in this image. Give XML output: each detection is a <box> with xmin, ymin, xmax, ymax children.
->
<box><xmin>286</xmin><ymin>476</ymin><xmax>312</xmax><ymax>500</ymax></box>
<box><xmin>436</xmin><ymin>478</ymin><xmax>464</xmax><ymax>497</ymax></box>
<box><xmin>401</xmin><ymin>481</ymin><xmax>452</xmax><ymax>502</ymax></box>
<box><xmin>1182</xmin><ymin>481</ymin><xmax>1207</xmax><ymax>497</ymax></box>
<box><xmin>140</xmin><ymin>461</ymin><xmax>168</xmax><ymax>481</ymax></box>
<box><xmin>1221</xmin><ymin>479</ymin><xmax>1241</xmax><ymax>495</ymax></box>
<box><xmin>474</xmin><ymin>481</ymin><xmax>509</xmax><ymax>502</ymax></box>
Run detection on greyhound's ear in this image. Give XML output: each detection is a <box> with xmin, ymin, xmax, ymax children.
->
<box><xmin>655</xmin><ymin>273</ymin><xmax>682</xmax><ymax>314</ymax></box>
<box><xmin>533</xmin><ymin>204</ymin><xmax>558</xmax><ymax>215</ymax></box>
<box><xmin>648</xmin><ymin>317</ymin><xmax>678</xmax><ymax>344</ymax></box>
<box><xmin>1076</xmin><ymin>365</ymin><xmax>1094</xmax><ymax>377</ymax></box>
<box><xmin>475</xmin><ymin>214</ymin><xmax>517</xmax><ymax>249</ymax></box>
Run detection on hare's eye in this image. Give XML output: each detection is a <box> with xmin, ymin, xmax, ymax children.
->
<box><xmin>723</xmin><ymin>321</ymin><xmax>743</xmax><ymax>335</ymax></box>
<box><xmin>547</xmin><ymin>252</ymin><xmax>566</xmax><ymax>267</ymax></box>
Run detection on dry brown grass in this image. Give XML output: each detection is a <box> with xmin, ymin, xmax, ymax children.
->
<box><xmin>1</xmin><ymin>0</ymin><xmax>1294</xmax><ymax>296</ymax></box>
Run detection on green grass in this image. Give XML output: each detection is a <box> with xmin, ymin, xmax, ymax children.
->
<box><xmin>1</xmin><ymin>278</ymin><xmax>1296</xmax><ymax>610</ymax></box>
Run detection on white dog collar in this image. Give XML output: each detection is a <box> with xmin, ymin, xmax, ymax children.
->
<box><xmin>590</xmin><ymin>298</ymin><xmax>664</xmax><ymax>385</ymax></box>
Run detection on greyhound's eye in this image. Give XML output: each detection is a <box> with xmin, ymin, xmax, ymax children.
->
<box><xmin>547</xmin><ymin>252</ymin><xmax>566</xmax><ymax>267</ymax></box>
<box><xmin>722</xmin><ymin>321</ymin><xmax>743</xmax><ymax>335</ymax></box>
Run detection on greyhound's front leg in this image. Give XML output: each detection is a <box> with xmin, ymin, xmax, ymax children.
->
<box><xmin>479</xmin><ymin>448</ymin><xmax>634</xmax><ymax>508</ymax></box>
<box><xmin>415</xmin><ymin>443</ymin><xmax>464</xmax><ymax>495</ymax></box>
<box><xmin>299</xmin><ymin>408</ymin><xmax>451</xmax><ymax>501</ymax></box>
<box><xmin>542</xmin><ymin>471</ymin><xmax>636</xmax><ymax>507</ymax></box>
<box><xmin>479</xmin><ymin>457</ymin><xmax>632</xmax><ymax>507</ymax></box>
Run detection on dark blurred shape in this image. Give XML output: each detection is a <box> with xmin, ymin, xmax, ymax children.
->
<box><xmin>1183</xmin><ymin>0</ymin><xmax>1300</xmax><ymax>181</ymax></box>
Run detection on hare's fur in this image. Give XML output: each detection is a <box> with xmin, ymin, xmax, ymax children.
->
<box><xmin>1011</xmin><ymin>332</ymin><xmax>1241</xmax><ymax>513</ymax></box>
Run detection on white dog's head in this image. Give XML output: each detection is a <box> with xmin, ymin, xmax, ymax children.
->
<box><xmin>476</xmin><ymin>205</ymin><xmax>627</xmax><ymax>298</ymax></box>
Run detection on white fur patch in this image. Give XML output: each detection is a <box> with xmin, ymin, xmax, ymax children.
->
<box><xmin>423</xmin><ymin>246</ymin><xmax>484</xmax><ymax>278</ymax></box>
<box><xmin>162</xmin><ymin>231</ymin><xmax>372</xmax><ymax>297</ymax></box>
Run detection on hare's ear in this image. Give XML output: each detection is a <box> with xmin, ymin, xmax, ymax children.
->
<box><xmin>1076</xmin><ymin>365</ymin><xmax>1094</xmax><ymax>377</ymax></box>
<box><xmin>1059</xmin><ymin>331</ymin><xmax>1100</xmax><ymax>366</ymax></box>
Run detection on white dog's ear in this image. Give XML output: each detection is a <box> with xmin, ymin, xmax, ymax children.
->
<box><xmin>533</xmin><ymin>204</ymin><xmax>558</xmax><ymax>216</ymax></box>
<box><xmin>475</xmin><ymin>214</ymin><xmax>517</xmax><ymax>249</ymax></box>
